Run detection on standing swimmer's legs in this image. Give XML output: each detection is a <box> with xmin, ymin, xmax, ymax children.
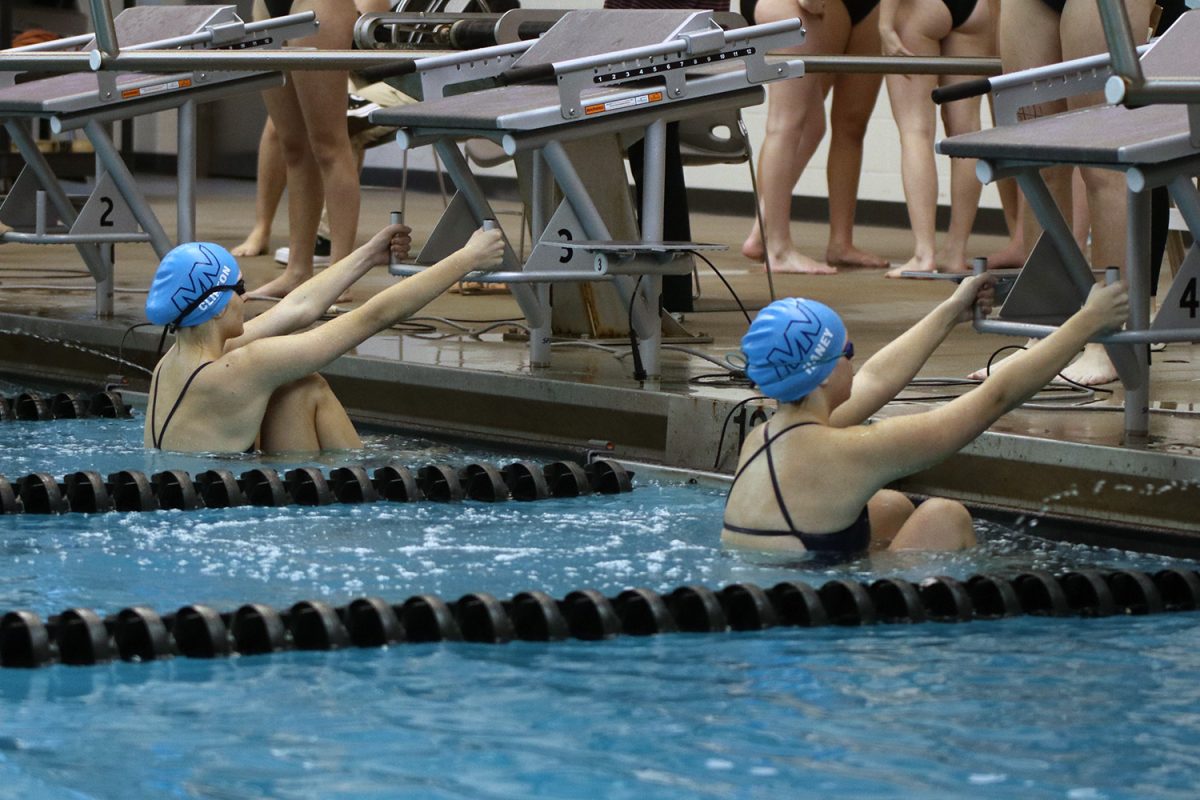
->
<box><xmin>232</xmin><ymin>119</ymin><xmax>285</xmax><ymax>258</ymax></box>
<box><xmin>934</xmin><ymin>0</ymin><xmax>992</xmax><ymax>271</ymax></box>
<box><xmin>742</xmin><ymin>0</ymin><xmax>851</xmax><ymax>275</ymax></box>
<box><xmin>883</xmin><ymin>0</ymin><xmax>951</xmax><ymax>277</ymax></box>
<box><xmin>253</xmin><ymin>0</ymin><xmax>360</xmax><ymax>299</ymax></box>
<box><xmin>824</xmin><ymin>9</ymin><xmax>889</xmax><ymax>270</ymax></box>
<box><xmin>1053</xmin><ymin>0</ymin><xmax>1152</xmax><ymax>386</ymax></box>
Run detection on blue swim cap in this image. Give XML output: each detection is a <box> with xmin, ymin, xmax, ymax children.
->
<box><xmin>741</xmin><ymin>297</ymin><xmax>848</xmax><ymax>402</ymax></box>
<box><xmin>146</xmin><ymin>242</ymin><xmax>241</xmax><ymax>328</ymax></box>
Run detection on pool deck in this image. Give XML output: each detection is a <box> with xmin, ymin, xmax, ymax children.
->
<box><xmin>1</xmin><ymin>177</ymin><xmax>1198</xmax><ymax>551</ymax></box>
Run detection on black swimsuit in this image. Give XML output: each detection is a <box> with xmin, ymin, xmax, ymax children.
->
<box><xmin>149</xmin><ymin>361</ymin><xmax>212</xmax><ymax>449</ymax></box>
<box><xmin>723</xmin><ymin>421</ymin><xmax>872</xmax><ymax>557</ymax></box>
<box><xmin>841</xmin><ymin>0</ymin><xmax>880</xmax><ymax>26</ymax></box>
<box><xmin>942</xmin><ymin>0</ymin><xmax>978</xmax><ymax>28</ymax></box>
<box><xmin>264</xmin><ymin>0</ymin><xmax>294</xmax><ymax>19</ymax></box>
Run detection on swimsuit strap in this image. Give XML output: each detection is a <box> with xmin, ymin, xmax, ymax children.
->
<box><xmin>150</xmin><ymin>361</ymin><xmax>213</xmax><ymax>449</ymax></box>
<box><xmin>725</xmin><ymin>421</ymin><xmax>819</xmax><ymax>530</ymax></box>
<box><xmin>763</xmin><ymin>424</ymin><xmax>798</xmax><ymax>533</ymax></box>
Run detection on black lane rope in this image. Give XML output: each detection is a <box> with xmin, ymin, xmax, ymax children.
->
<box><xmin>2</xmin><ymin>568</ymin><xmax>1196</xmax><ymax>668</ymax></box>
<box><xmin>0</xmin><ymin>459</ymin><xmax>635</xmax><ymax>515</ymax></box>
<box><xmin>0</xmin><ymin>391</ymin><xmax>132</xmax><ymax>422</ymax></box>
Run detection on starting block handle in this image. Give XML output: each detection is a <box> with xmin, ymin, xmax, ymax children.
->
<box><xmin>972</xmin><ymin>257</ymin><xmax>987</xmax><ymax>324</ymax></box>
<box><xmin>389</xmin><ymin>211</ymin><xmax>405</xmax><ymax>272</ymax></box>
<box><xmin>932</xmin><ymin>77</ymin><xmax>991</xmax><ymax>105</ymax></box>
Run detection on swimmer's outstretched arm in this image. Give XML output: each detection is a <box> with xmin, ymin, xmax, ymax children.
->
<box><xmin>831</xmin><ymin>274</ymin><xmax>995</xmax><ymax>426</ymax></box>
<box><xmin>230</xmin><ymin>223</ymin><xmax>413</xmax><ymax>350</ymax></box>
<box><xmin>225</xmin><ymin>228</ymin><xmax>505</xmax><ymax>392</ymax></box>
<box><xmin>844</xmin><ymin>282</ymin><xmax>1129</xmax><ymax>484</ymax></box>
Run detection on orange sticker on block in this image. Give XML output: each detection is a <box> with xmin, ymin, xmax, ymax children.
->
<box><xmin>584</xmin><ymin>91</ymin><xmax>665</xmax><ymax>115</ymax></box>
<box><xmin>121</xmin><ymin>78</ymin><xmax>192</xmax><ymax>100</ymax></box>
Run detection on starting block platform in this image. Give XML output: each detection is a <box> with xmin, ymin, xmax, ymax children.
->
<box><xmin>368</xmin><ymin>9</ymin><xmax>804</xmax><ymax>377</ymax></box>
<box><xmin>0</xmin><ymin>5</ymin><xmax>317</xmax><ymax>316</ymax></box>
<box><xmin>937</xmin><ymin>9</ymin><xmax>1200</xmax><ymax>443</ymax></box>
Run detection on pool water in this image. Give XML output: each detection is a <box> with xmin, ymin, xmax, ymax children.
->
<box><xmin>1</xmin><ymin>410</ymin><xmax>1198</xmax><ymax>798</ymax></box>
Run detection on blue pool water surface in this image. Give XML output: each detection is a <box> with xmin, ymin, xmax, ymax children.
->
<box><xmin>1</xmin><ymin>410</ymin><xmax>1198</xmax><ymax>798</ymax></box>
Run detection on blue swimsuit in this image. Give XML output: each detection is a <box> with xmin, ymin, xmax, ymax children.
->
<box><xmin>723</xmin><ymin>421</ymin><xmax>872</xmax><ymax>556</ymax></box>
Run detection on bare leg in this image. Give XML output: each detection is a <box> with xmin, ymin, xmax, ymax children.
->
<box><xmin>884</xmin><ymin>0</ymin><xmax>950</xmax><ymax>278</ymax></box>
<box><xmin>970</xmin><ymin>0</ymin><xmax>1069</xmax><ymax>378</ymax></box>
<box><xmin>982</xmin><ymin>0</ymin><xmax>1026</xmax><ymax>268</ymax></box>
<box><xmin>1055</xmin><ymin>0</ymin><xmax>1152</xmax><ymax>386</ymax></box>
<box><xmin>867</xmin><ymin>489</ymin><xmax>916</xmax><ymax>547</ymax></box>
<box><xmin>889</xmin><ymin>498</ymin><xmax>976</xmax><ymax>550</ymax></box>
<box><xmin>742</xmin><ymin>0</ymin><xmax>850</xmax><ymax>274</ymax></box>
<box><xmin>987</xmin><ymin>178</ymin><xmax>1026</xmax><ymax>268</ymax></box>
<box><xmin>252</xmin><ymin>79</ymin><xmax>321</xmax><ymax>298</ymax></box>
<box><xmin>1001</xmin><ymin>0</ymin><xmax>1070</xmax><ymax>261</ymax></box>
<box><xmin>232</xmin><ymin>119</ymin><xmax>285</xmax><ymax>258</ymax></box>
<box><xmin>254</xmin><ymin>0</ymin><xmax>359</xmax><ymax>299</ymax></box>
<box><xmin>824</xmin><ymin>10</ymin><xmax>889</xmax><ymax>269</ymax></box>
<box><xmin>1071</xmin><ymin>168</ymin><xmax>1090</xmax><ymax>253</ymax></box>
<box><xmin>260</xmin><ymin>373</ymin><xmax>362</xmax><ymax>452</ymax></box>
<box><xmin>934</xmin><ymin>1</ymin><xmax>992</xmax><ymax>272</ymax></box>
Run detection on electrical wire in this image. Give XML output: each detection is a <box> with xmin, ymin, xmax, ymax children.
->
<box><xmin>628</xmin><ymin>275</ymin><xmax>647</xmax><ymax>381</ymax></box>
<box><xmin>688</xmin><ymin>250</ymin><xmax>752</xmax><ymax>324</ymax></box>
<box><xmin>713</xmin><ymin>394</ymin><xmax>769</xmax><ymax>470</ymax></box>
<box><xmin>738</xmin><ymin>113</ymin><xmax>776</xmax><ymax>302</ymax></box>
<box><xmin>410</xmin><ymin>320</ymin><xmax>530</xmax><ymax>340</ymax></box>
<box><xmin>982</xmin><ymin>343</ymin><xmax>1115</xmax><ymax>395</ymax></box>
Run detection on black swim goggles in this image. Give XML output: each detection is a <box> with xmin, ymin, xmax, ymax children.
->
<box><xmin>156</xmin><ymin>278</ymin><xmax>246</xmax><ymax>356</ymax></box>
<box><xmin>167</xmin><ymin>278</ymin><xmax>245</xmax><ymax>331</ymax></box>
<box><xmin>810</xmin><ymin>340</ymin><xmax>854</xmax><ymax>366</ymax></box>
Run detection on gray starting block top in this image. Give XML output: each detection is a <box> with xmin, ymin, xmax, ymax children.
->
<box><xmin>507</xmin><ymin>10</ymin><xmax>701</xmax><ymax>69</ymax></box>
<box><xmin>0</xmin><ymin>5</ymin><xmax>294</xmax><ymax>117</ymax></box>
<box><xmin>371</xmin><ymin>10</ymin><xmax>793</xmax><ymax>135</ymax></box>
<box><xmin>371</xmin><ymin>66</ymin><xmax>759</xmax><ymax>133</ymax></box>
<box><xmin>938</xmin><ymin>11</ymin><xmax>1200</xmax><ymax>166</ymax></box>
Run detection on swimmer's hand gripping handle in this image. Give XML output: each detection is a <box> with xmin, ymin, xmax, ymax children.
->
<box><xmin>932</xmin><ymin>78</ymin><xmax>991</xmax><ymax>105</ymax></box>
<box><xmin>389</xmin><ymin>211</ymin><xmax>404</xmax><ymax>272</ymax></box>
<box><xmin>972</xmin><ymin>257</ymin><xmax>987</xmax><ymax>324</ymax></box>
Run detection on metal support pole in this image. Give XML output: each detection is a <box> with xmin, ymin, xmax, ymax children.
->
<box><xmin>432</xmin><ymin>138</ymin><xmax>550</xmax><ymax>365</ymax></box>
<box><xmin>94</xmin><ymin>135</ymin><xmax>114</xmax><ymax>317</ymax></box>
<box><xmin>433</xmin><ymin>139</ymin><xmax>517</xmax><ymax>269</ymax></box>
<box><xmin>1096</xmin><ymin>0</ymin><xmax>1144</xmax><ymax>90</ymax></box>
<box><xmin>177</xmin><ymin>99</ymin><xmax>197</xmax><ymax>244</ymax></box>
<box><xmin>1015</xmin><ymin>168</ymin><xmax>1142</xmax><ymax>389</ymax></box>
<box><xmin>1167</xmin><ymin>174</ymin><xmax>1200</xmax><ymax>236</ymax></box>
<box><xmin>530</xmin><ymin>150</ymin><xmax>554</xmax><ymax>240</ymax></box>
<box><xmin>5</xmin><ymin>121</ymin><xmax>113</xmax><ymax>290</ymax></box>
<box><xmin>520</xmin><ymin>283</ymin><xmax>552</xmax><ymax>368</ymax></box>
<box><xmin>84</xmin><ymin>119</ymin><xmax>172</xmax><ymax>256</ymax></box>
<box><xmin>640</xmin><ymin>120</ymin><xmax>666</xmax><ymax>244</ymax></box>
<box><xmin>634</xmin><ymin>119</ymin><xmax>669</xmax><ymax>378</ymax></box>
<box><xmin>526</xmin><ymin>151</ymin><xmax>555</xmax><ymax>368</ymax></box>
<box><xmin>88</xmin><ymin>0</ymin><xmax>121</xmax><ymax>59</ymax></box>
<box><xmin>540</xmin><ymin>140</ymin><xmax>612</xmax><ymax>241</ymax></box>
<box><xmin>1124</xmin><ymin>188</ymin><xmax>1152</xmax><ymax>444</ymax></box>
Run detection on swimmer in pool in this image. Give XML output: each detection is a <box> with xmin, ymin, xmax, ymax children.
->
<box><xmin>722</xmin><ymin>274</ymin><xmax>1129</xmax><ymax>555</ymax></box>
<box><xmin>143</xmin><ymin>223</ymin><xmax>505</xmax><ymax>453</ymax></box>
